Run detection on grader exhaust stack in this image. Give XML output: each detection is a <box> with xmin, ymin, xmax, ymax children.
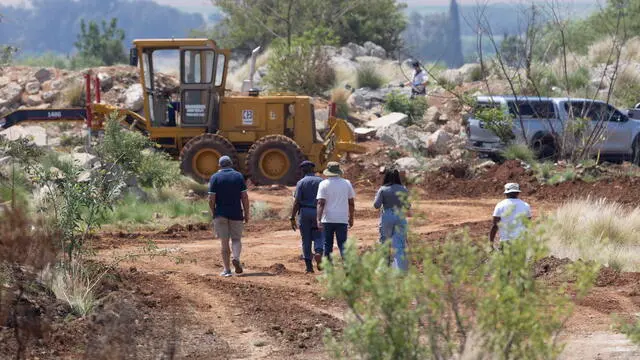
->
<box><xmin>242</xmin><ymin>46</ymin><xmax>262</xmax><ymax>94</ymax></box>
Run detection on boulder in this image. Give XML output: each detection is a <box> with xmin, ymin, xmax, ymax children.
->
<box><xmin>50</xmin><ymin>79</ymin><xmax>65</xmax><ymax>91</ymax></box>
<box><xmin>97</xmin><ymin>72</ymin><xmax>114</xmax><ymax>91</ymax></box>
<box><xmin>363</xmin><ymin>41</ymin><xmax>387</xmax><ymax>58</ymax></box>
<box><xmin>0</xmin><ymin>125</ymin><xmax>48</xmax><ymax>146</ymax></box>
<box><xmin>376</xmin><ymin>124</ymin><xmax>431</xmax><ymax>154</ymax></box>
<box><xmin>42</xmin><ymin>91</ymin><xmax>59</xmax><ymax>103</ymax></box>
<box><xmin>322</xmin><ymin>45</ymin><xmax>338</xmax><ymax>58</ymax></box>
<box><xmin>124</xmin><ymin>84</ymin><xmax>144</xmax><ymax>112</ymax></box>
<box><xmin>329</xmin><ymin>56</ymin><xmax>358</xmax><ymax>72</ymax></box>
<box><xmin>424</xmin><ymin>107</ymin><xmax>441</xmax><ymax>123</ymax></box>
<box><xmin>0</xmin><ymin>82</ymin><xmax>23</xmax><ymax>104</ymax></box>
<box><xmin>34</xmin><ymin>68</ymin><xmax>53</xmax><ymax>83</ymax></box>
<box><xmin>314</xmin><ymin>108</ymin><xmax>329</xmax><ymax>132</ymax></box>
<box><xmin>0</xmin><ymin>76</ymin><xmax>9</xmax><ymax>87</ymax></box>
<box><xmin>354</xmin><ymin>56</ymin><xmax>383</xmax><ymax>64</ymax></box>
<box><xmin>354</xmin><ymin>127</ymin><xmax>377</xmax><ymax>140</ymax></box>
<box><xmin>394</xmin><ymin>157</ymin><xmax>421</xmax><ymax>172</ymax></box>
<box><xmin>347</xmin><ymin>92</ymin><xmax>366</xmax><ymax>109</ymax></box>
<box><xmin>24</xmin><ymin>95</ymin><xmax>43</xmax><ymax>107</ymax></box>
<box><xmin>348</xmin><ymin>87</ymin><xmax>412</xmax><ymax>110</ymax></box>
<box><xmin>25</xmin><ymin>81</ymin><xmax>40</xmax><ymax>95</ymax></box>
<box><xmin>426</xmin><ymin>130</ymin><xmax>453</xmax><ymax>155</ymax></box>
<box><xmin>339</xmin><ymin>47</ymin><xmax>355</xmax><ymax>60</ymax></box>
<box><xmin>60</xmin><ymin>152</ymin><xmax>97</xmax><ymax>169</ymax></box>
<box><xmin>366</xmin><ymin>112</ymin><xmax>408</xmax><ymax>129</ymax></box>
<box><xmin>346</xmin><ymin>43</ymin><xmax>367</xmax><ymax>58</ymax></box>
<box><xmin>423</xmin><ymin>121</ymin><xmax>439</xmax><ymax>133</ymax></box>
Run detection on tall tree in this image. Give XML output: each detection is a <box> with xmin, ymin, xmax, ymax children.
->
<box><xmin>446</xmin><ymin>0</ymin><xmax>464</xmax><ymax>68</ymax></box>
<box><xmin>74</xmin><ymin>18</ymin><xmax>127</xmax><ymax>66</ymax></box>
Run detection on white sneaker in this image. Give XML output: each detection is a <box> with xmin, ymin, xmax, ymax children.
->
<box><xmin>220</xmin><ymin>270</ymin><xmax>232</xmax><ymax>277</ymax></box>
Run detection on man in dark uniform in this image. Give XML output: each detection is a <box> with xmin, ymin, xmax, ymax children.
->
<box><xmin>290</xmin><ymin>161</ymin><xmax>324</xmax><ymax>273</ymax></box>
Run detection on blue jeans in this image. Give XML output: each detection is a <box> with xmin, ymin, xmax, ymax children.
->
<box><xmin>298</xmin><ymin>207</ymin><xmax>323</xmax><ymax>261</ymax></box>
<box><xmin>323</xmin><ymin>223</ymin><xmax>348</xmax><ymax>260</ymax></box>
<box><xmin>379</xmin><ymin>209</ymin><xmax>408</xmax><ymax>271</ymax></box>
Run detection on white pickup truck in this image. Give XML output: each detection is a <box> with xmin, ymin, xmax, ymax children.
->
<box><xmin>465</xmin><ymin>96</ymin><xmax>640</xmax><ymax>163</ymax></box>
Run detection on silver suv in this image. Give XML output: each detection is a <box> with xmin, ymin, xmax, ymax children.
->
<box><xmin>466</xmin><ymin>96</ymin><xmax>640</xmax><ymax>162</ymax></box>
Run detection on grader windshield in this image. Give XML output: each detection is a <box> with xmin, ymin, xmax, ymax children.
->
<box><xmin>130</xmin><ymin>39</ymin><xmax>228</xmax><ymax>130</ymax></box>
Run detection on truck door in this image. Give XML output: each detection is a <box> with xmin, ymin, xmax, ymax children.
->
<box><xmin>180</xmin><ymin>48</ymin><xmax>216</xmax><ymax>127</ymax></box>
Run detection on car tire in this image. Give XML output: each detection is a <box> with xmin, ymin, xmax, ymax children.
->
<box><xmin>632</xmin><ymin>136</ymin><xmax>640</xmax><ymax>166</ymax></box>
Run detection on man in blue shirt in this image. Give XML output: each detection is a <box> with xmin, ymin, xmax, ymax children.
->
<box><xmin>290</xmin><ymin>160</ymin><xmax>324</xmax><ymax>273</ymax></box>
<box><xmin>209</xmin><ymin>155</ymin><xmax>250</xmax><ymax>277</ymax></box>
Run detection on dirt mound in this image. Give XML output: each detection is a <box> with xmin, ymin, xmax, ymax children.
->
<box><xmin>161</xmin><ymin>222</ymin><xmax>210</xmax><ymax>235</ymax></box>
<box><xmin>268</xmin><ymin>263</ymin><xmax>287</xmax><ymax>274</ymax></box>
<box><xmin>534</xmin><ymin>256</ymin><xmax>573</xmax><ymax>278</ymax></box>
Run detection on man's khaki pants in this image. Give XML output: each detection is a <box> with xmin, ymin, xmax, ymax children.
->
<box><xmin>213</xmin><ymin>217</ymin><xmax>244</xmax><ymax>269</ymax></box>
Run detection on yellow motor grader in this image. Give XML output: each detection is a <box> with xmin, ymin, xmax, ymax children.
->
<box><xmin>0</xmin><ymin>38</ymin><xmax>365</xmax><ymax>185</ymax></box>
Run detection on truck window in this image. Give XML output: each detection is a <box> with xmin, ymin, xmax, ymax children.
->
<box><xmin>508</xmin><ymin>101</ymin><xmax>555</xmax><ymax>119</ymax></box>
<box><xmin>565</xmin><ymin>101</ymin><xmax>608</xmax><ymax>122</ymax></box>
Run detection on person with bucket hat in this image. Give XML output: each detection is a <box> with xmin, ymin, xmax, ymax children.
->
<box><xmin>208</xmin><ymin>155</ymin><xmax>250</xmax><ymax>277</ymax></box>
<box><xmin>316</xmin><ymin>161</ymin><xmax>356</xmax><ymax>261</ymax></box>
<box><xmin>490</xmin><ymin>183</ymin><xmax>532</xmax><ymax>249</ymax></box>
<box><xmin>290</xmin><ymin>160</ymin><xmax>324</xmax><ymax>273</ymax></box>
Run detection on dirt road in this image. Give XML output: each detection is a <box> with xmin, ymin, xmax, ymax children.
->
<box><xmin>99</xmin><ymin>189</ymin><xmax>640</xmax><ymax>359</ymax></box>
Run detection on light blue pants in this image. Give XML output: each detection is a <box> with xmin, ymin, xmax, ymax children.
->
<box><xmin>379</xmin><ymin>209</ymin><xmax>408</xmax><ymax>271</ymax></box>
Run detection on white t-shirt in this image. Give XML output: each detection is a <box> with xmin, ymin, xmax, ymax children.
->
<box><xmin>492</xmin><ymin>198</ymin><xmax>531</xmax><ymax>242</ymax></box>
<box><xmin>317</xmin><ymin>177</ymin><xmax>355</xmax><ymax>224</ymax></box>
<box><xmin>412</xmin><ymin>71</ymin><xmax>428</xmax><ymax>88</ymax></box>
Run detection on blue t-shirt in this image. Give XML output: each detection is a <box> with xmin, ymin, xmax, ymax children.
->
<box><xmin>294</xmin><ymin>174</ymin><xmax>323</xmax><ymax>209</ymax></box>
<box><xmin>208</xmin><ymin>168</ymin><xmax>248</xmax><ymax>221</ymax></box>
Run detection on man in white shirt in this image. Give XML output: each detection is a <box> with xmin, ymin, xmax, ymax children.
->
<box><xmin>317</xmin><ymin>162</ymin><xmax>355</xmax><ymax>261</ymax></box>
<box><xmin>490</xmin><ymin>183</ymin><xmax>532</xmax><ymax>249</ymax></box>
<box><xmin>405</xmin><ymin>61</ymin><xmax>429</xmax><ymax>98</ymax></box>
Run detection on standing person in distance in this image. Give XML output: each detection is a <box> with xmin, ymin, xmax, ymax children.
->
<box><xmin>290</xmin><ymin>161</ymin><xmax>324</xmax><ymax>273</ymax></box>
<box><xmin>316</xmin><ymin>162</ymin><xmax>356</xmax><ymax>261</ymax></box>
<box><xmin>374</xmin><ymin>168</ymin><xmax>411</xmax><ymax>271</ymax></box>
<box><xmin>405</xmin><ymin>61</ymin><xmax>429</xmax><ymax>98</ymax></box>
<box><xmin>489</xmin><ymin>183</ymin><xmax>532</xmax><ymax>250</ymax></box>
<box><xmin>208</xmin><ymin>155</ymin><xmax>250</xmax><ymax>277</ymax></box>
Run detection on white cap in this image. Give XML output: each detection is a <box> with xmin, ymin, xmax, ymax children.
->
<box><xmin>504</xmin><ymin>183</ymin><xmax>521</xmax><ymax>194</ymax></box>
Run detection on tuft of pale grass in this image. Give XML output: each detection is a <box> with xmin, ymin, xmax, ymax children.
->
<box><xmin>63</xmin><ymin>81</ymin><xmax>85</xmax><ymax>107</ymax></box>
<box><xmin>42</xmin><ymin>261</ymin><xmax>99</xmax><ymax>316</ymax></box>
<box><xmin>588</xmin><ymin>36</ymin><xmax>615</xmax><ymax>65</ymax></box>
<box><xmin>501</xmin><ymin>143</ymin><xmax>536</xmax><ymax>164</ymax></box>
<box><xmin>226</xmin><ymin>48</ymin><xmax>273</xmax><ymax>91</ymax></box>
<box><xmin>331</xmin><ymin>87</ymin><xmax>351</xmax><ymax>119</ymax></box>
<box><xmin>357</xmin><ymin>64</ymin><xmax>385</xmax><ymax>89</ymax></box>
<box><xmin>250</xmin><ymin>201</ymin><xmax>275</xmax><ymax>220</ymax></box>
<box><xmin>544</xmin><ymin>198</ymin><xmax>640</xmax><ymax>271</ymax></box>
<box><xmin>612</xmin><ymin>66</ymin><xmax>640</xmax><ymax>108</ymax></box>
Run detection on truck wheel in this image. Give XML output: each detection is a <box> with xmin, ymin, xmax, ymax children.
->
<box><xmin>532</xmin><ymin>136</ymin><xmax>557</xmax><ymax>160</ymax></box>
<box><xmin>246</xmin><ymin>135</ymin><xmax>303</xmax><ymax>186</ymax></box>
<box><xmin>632</xmin><ymin>136</ymin><xmax>640</xmax><ymax>166</ymax></box>
<box><xmin>180</xmin><ymin>134</ymin><xmax>238</xmax><ymax>183</ymax></box>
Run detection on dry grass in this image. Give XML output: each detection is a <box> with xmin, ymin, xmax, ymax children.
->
<box><xmin>226</xmin><ymin>48</ymin><xmax>272</xmax><ymax>91</ymax></box>
<box><xmin>544</xmin><ymin>198</ymin><xmax>640</xmax><ymax>271</ymax></box>
<box><xmin>63</xmin><ymin>81</ymin><xmax>85</xmax><ymax>107</ymax></box>
<box><xmin>612</xmin><ymin>65</ymin><xmax>640</xmax><ymax>107</ymax></box>
<box><xmin>331</xmin><ymin>87</ymin><xmax>351</xmax><ymax>119</ymax></box>
<box><xmin>41</xmin><ymin>261</ymin><xmax>99</xmax><ymax>316</ymax></box>
<box><xmin>588</xmin><ymin>36</ymin><xmax>640</xmax><ymax>65</ymax></box>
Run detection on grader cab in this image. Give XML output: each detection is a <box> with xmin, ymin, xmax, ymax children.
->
<box><xmin>128</xmin><ymin>38</ymin><xmax>364</xmax><ymax>185</ymax></box>
<box><xmin>0</xmin><ymin>38</ymin><xmax>365</xmax><ymax>185</ymax></box>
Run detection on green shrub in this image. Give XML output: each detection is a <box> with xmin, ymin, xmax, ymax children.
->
<box><xmin>533</xmin><ymin>161</ymin><xmax>555</xmax><ymax>182</ymax></box>
<box><xmin>613</xmin><ymin>67</ymin><xmax>640</xmax><ymax>108</ymax></box>
<box><xmin>59</xmin><ymin>133</ymin><xmax>86</xmax><ymax>148</ymax></box>
<box><xmin>69</xmin><ymin>55</ymin><xmax>103</xmax><ymax>70</ymax></box>
<box><xmin>16</xmin><ymin>52</ymin><xmax>70</xmax><ymax>69</ymax></box>
<box><xmin>502</xmin><ymin>143</ymin><xmax>536</xmax><ymax>163</ymax></box>
<box><xmin>357</xmin><ymin>64</ymin><xmax>385</xmax><ymax>89</ymax></box>
<box><xmin>263</xmin><ymin>28</ymin><xmax>337</xmax><ymax>95</ymax></box>
<box><xmin>137</xmin><ymin>149</ymin><xmax>180</xmax><ymax>189</ymax></box>
<box><xmin>384</xmin><ymin>91</ymin><xmax>428</xmax><ymax>124</ymax></box>
<box><xmin>474</xmin><ymin>106</ymin><xmax>515</xmax><ymax>144</ymax></box>
<box><xmin>323</xmin><ymin>227</ymin><xmax>598</xmax><ymax>359</ymax></box>
<box><xmin>567</xmin><ymin>66</ymin><xmax>591</xmax><ymax>91</ymax></box>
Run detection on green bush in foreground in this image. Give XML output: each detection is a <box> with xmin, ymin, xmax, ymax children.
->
<box><xmin>502</xmin><ymin>143</ymin><xmax>536</xmax><ymax>163</ymax></box>
<box><xmin>322</xmin><ymin>227</ymin><xmax>598</xmax><ymax>359</ymax></box>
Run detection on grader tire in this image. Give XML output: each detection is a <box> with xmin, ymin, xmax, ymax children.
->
<box><xmin>180</xmin><ymin>134</ymin><xmax>238</xmax><ymax>183</ymax></box>
<box><xmin>246</xmin><ymin>135</ymin><xmax>303</xmax><ymax>186</ymax></box>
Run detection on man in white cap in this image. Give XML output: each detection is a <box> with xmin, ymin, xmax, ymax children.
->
<box><xmin>489</xmin><ymin>183</ymin><xmax>531</xmax><ymax>249</ymax></box>
<box><xmin>317</xmin><ymin>161</ymin><xmax>356</xmax><ymax>261</ymax></box>
<box><xmin>208</xmin><ymin>155</ymin><xmax>250</xmax><ymax>277</ymax></box>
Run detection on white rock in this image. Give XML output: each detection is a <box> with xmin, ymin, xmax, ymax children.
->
<box><xmin>0</xmin><ymin>76</ymin><xmax>9</xmax><ymax>87</ymax></box>
<box><xmin>25</xmin><ymin>81</ymin><xmax>40</xmax><ymax>95</ymax></box>
<box><xmin>355</xmin><ymin>56</ymin><xmax>383</xmax><ymax>64</ymax></box>
<box><xmin>363</xmin><ymin>41</ymin><xmax>387</xmax><ymax>58</ymax></box>
<box><xmin>426</xmin><ymin>130</ymin><xmax>453</xmax><ymax>155</ymax></box>
<box><xmin>24</xmin><ymin>95</ymin><xmax>43</xmax><ymax>107</ymax></box>
<box><xmin>354</xmin><ymin>127</ymin><xmax>377</xmax><ymax>140</ymax></box>
<box><xmin>347</xmin><ymin>92</ymin><xmax>366</xmax><ymax>108</ymax></box>
<box><xmin>60</xmin><ymin>152</ymin><xmax>97</xmax><ymax>169</ymax></box>
<box><xmin>474</xmin><ymin>160</ymin><xmax>496</xmax><ymax>170</ymax></box>
<box><xmin>394</xmin><ymin>157</ymin><xmax>421</xmax><ymax>171</ymax></box>
<box><xmin>34</xmin><ymin>68</ymin><xmax>53</xmax><ymax>83</ymax></box>
<box><xmin>0</xmin><ymin>125</ymin><xmax>48</xmax><ymax>146</ymax></box>
<box><xmin>339</xmin><ymin>47</ymin><xmax>355</xmax><ymax>60</ymax></box>
<box><xmin>50</xmin><ymin>80</ymin><xmax>65</xmax><ymax>90</ymax></box>
<box><xmin>42</xmin><ymin>91</ymin><xmax>58</xmax><ymax>103</ymax></box>
<box><xmin>0</xmin><ymin>82</ymin><xmax>23</xmax><ymax>104</ymax></box>
<box><xmin>424</xmin><ymin>107</ymin><xmax>441</xmax><ymax>123</ymax></box>
<box><xmin>376</xmin><ymin>124</ymin><xmax>431</xmax><ymax>154</ymax></box>
<box><xmin>124</xmin><ymin>84</ymin><xmax>144</xmax><ymax>112</ymax></box>
<box><xmin>439</xmin><ymin>69</ymin><xmax>464</xmax><ymax>86</ymax></box>
<box><xmin>366</xmin><ymin>112</ymin><xmax>408</xmax><ymax>129</ymax></box>
<box><xmin>346</xmin><ymin>43</ymin><xmax>367</xmax><ymax>58</ymax></box>
<box><xmin>458</xmin><ymin>63</ymin><xmax>482</xmax><ymax>82</ymax></box>
<box><xmin>315</xmin><ymin>108</ymin><xmax>329</xmax><ymax>132</ymax></box>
